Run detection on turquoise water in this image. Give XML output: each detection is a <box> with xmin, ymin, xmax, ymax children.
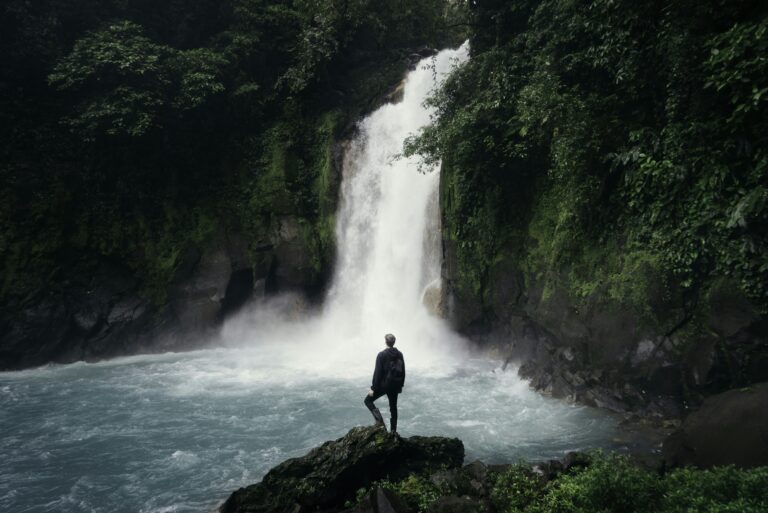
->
<box><xmin>0</xmin><ymin>347</ymin><xmax>632</xmax><ymax>513</ymax></box>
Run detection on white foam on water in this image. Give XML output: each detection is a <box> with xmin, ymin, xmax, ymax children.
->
<box><xmin>169</xmin><ymin>451</ymin><xmax>200</xmax><ymax>469</ymax></box>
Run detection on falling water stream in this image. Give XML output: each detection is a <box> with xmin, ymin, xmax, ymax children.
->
<box><xmin>0</xmin><ymin>45</ymin><xmax>637</xmax><ymax>513</ymax></box>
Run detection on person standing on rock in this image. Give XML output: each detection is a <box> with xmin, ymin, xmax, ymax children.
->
<box><xmin>364</xmin><ymin>333</ymin><xmax>405</xmax><ymax>435</ymax></box>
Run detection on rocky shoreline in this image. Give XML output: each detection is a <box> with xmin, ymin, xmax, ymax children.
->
<box><xmin>214</xmin><ymin>423</ymin><xmax>768</xmax><ymax>513</ymax></box>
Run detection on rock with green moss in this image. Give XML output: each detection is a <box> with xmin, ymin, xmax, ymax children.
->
<box><xmin>219</xmin><ymin>426</ymin><xmax>464</xmax><ymax>513</ymax></box>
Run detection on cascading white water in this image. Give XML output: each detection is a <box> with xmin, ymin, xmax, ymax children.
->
<box><xmin>219</xmin><ymin>45</ymin><xmax>471</xmax><ymax>372</ymax></box>
<box><xmin>319</xmin><ymin>43</ymin><xmax>469</xmax><ymax>365</ymax></box>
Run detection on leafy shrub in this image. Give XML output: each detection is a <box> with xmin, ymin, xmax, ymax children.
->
<box><xmin>489</xmin><ymin>463</ymin><xmax>544</xmax><ymax>513</ymax></box>
<box><xmin>489</xmin><ymin>453</ymin><xmax>768</xmax><ymax>513</ymax></box>
<box><xmin>1</xmin><ymin>0</ymin><xmax>462</xmax><ymax>305</ymax></box>
<box><xmin>662</xmin><ymin>466</ymin><xmax>768</xmax><ymax>513</ymax></box>
<box><xmin>381</xmin><ymin>474</ymin><xmax>442</xmax><ymax>513</ymax></box>
<box><xmin>527</xmin><ymin>454</ymin><xmax>662</xmax><ymax>513</ymax></box>
<box><xmin>405</xmin><ymin>0</ymin><xmax>768</xmax><ymax>317</ymax></box>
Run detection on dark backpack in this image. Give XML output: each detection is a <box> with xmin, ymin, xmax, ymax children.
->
<box><xmin>383</xmin><ymin>356</ymin><xmax>405</xmax><ymax>392</ymax></box>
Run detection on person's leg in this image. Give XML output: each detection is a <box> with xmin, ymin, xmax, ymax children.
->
<box><xmin>364</xmin><ymin>390</ymin><xmax>386</xmax><ymax>427</ymax></box>
<box><xmin>387</xmin><ymin>392</ymin><xmax>398</xmax><ymax>434</ymax></box>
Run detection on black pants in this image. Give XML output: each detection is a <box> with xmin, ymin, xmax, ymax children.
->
<box><xmin>364</xmin><ymin>390</ymin><xmax>398</xmax><ymax>425</ymax></box>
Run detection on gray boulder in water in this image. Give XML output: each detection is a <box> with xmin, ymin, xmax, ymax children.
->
<box><xmin>219</xmin><ymin>425</ymin><xmax>464</xmax><ymax>513</ymax></box>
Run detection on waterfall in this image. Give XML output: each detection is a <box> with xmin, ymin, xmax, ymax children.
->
<box><xmin>321</xmin><ymin>44</ymin><xmax>470</xmax><ymax>358</ymax></box>
<box><xmin>221</xmin><ymin>44</ymin><xmax>471</xmax><ymax>373</ymax></box>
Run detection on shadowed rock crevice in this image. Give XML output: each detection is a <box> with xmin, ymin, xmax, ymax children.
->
<box><xmin>220</xmin><ymin>268</ymin><xmax>255</xmax><ymax>318</ymax></box>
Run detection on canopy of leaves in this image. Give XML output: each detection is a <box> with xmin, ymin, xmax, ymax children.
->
<box><xmin>351</xmin><ymin>454</ymin><xmax>768</xmax><ymax>513</ymax></box>
<box><xmin>405</xmin><ymin>0</ymin><xmax>768</xmax><ymax>312</ymax></box>
<box><xmin>0</xmin><ymin>0</ymin><xmax>464</xmax><ymax>302</ymax></box>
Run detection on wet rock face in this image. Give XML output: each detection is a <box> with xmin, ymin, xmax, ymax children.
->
<box><xmin>0</xmin><ymin>260</ymin><xmax>146</xmax><ymax>369</ymax></box>
<box><xmin>441</xmin><ymin>226</ymin><xmax>768</xmax><ymax>420</ymax></box>
<box><xmin>219</xmin><ymin>426</ymin><xmax>464</xmax><ymax>513</ymax></box>
<box><xmin>0</xmin><ymin>220</ymin><xmax>321</xmax><ymax>370</ymax></box>
<box><xmin>269</xmin><ymin>216</ymin><xmax>316</xmax><ymax>294</ymax></box>
<box><xmin>663</xmin><ymin>382</ymin><xmax>768</xmax><ymax>469</ymax></box>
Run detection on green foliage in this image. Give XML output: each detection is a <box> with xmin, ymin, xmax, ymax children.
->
<box><xmin>170</xmin><ymin>48</ymin><xmax>228</xmax><ymax>111</ymax></box>
<box><xmin>348</xmin><ymin>456</ymin><xmax>768</xmax><ymax>513</ymax></box>
<box><xmin>489</xmin><ymin>463</ymin><xmax>543</xmax><ymax>512</ymax></box>
<box><xmin>47</xmin><ymin>21</ymin><xmax>169</xmax><ymax>91</ymax></box>
<box><xmin>48</xmin><ymin>21</ymin><xmax>173</xmax><ymax>138</ymax></box>
<box><xmin>385</xmin><ymin>474</ymin><xmax>442</xmax><ymax>513</ymax></box>
<box><xmin>662</xmin><ymin>465</ymin><xmax>768</xmax><ymax>513</ymax></box>
<box><xmin>359</xmin><ymin>474</ymin><xmax>442</xmax><ymax>513</ymax></box>
<box><xmin>133</xmin><ymin>208</ymin><xmax>218</xmax><ymax>304</ymax></box>
<box><xmin>488</xmin><ymin>454</ymin><xmax>768</xmax><ymax>513</ymax></box>
<box><xmin>48</xmin><ymin>21</ymin><xmax>229</xmax><ymax>139</ymax></box>
<box><xmin>1</xmin><ymin>0</ymin><xmax>460</xmax><ymax>306</ymax></box>
<box><xmin>527</xmin><ymin>454</ymin><xmax>662</xmax><ymax>513</ymax></box>
<box><xmin>705</xmin><ymin>21</ymin><xmax>768</xmax><ymax>125</ymax></box>
<box><xmin>406</xmin><ymin>0</ymin><xmax>768</xmax><ymax>317</ymax></box>
<box><xmin>276</xmin><ymin>4</ymin><xmax>342</xmax><ymax>95</ymax></box>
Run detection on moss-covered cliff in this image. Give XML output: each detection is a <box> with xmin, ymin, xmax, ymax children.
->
<box><xmin>0</xmin><ymin>0</ymin><xmax>464</xmax><ymax>369</ymax></box>
<box><xmin>406</xmin><ymin>0</ymin><xmax>768</xmax><ymax>417</ymax></box>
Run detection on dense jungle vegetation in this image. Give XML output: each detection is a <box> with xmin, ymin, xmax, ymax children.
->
<box><xmin>350</xmin><ymin>452</ymin><xmax>768</xmax><ymax>513</ymax></box>
<box><xmin>2</xmin><ymin>2</ymin><xmax>767</xmax><ymax>506</ymax></box>
<box><xmin>0</xmin><ymin>0</ymin><xmax>462</xmax><ymax>306</ymax></box>
<box><xmin>2</xmin><ymin>0</ymin><xmax>766</xmax><ymax>337</ymax></box>
<box><xmin>406</xmin><ymin>0</ymin><xmax>768</xmax><ymax>331</ymax></box>
<box><xmin>357</xmin><ymin>453</ymin><xmax>768</xmax><ymax>513</ymax></box>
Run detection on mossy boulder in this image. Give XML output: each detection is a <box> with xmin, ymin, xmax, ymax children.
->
<box><xmin>219</xmin><ymin>426</ymin><xmax>464</xmax><ymax>513</ymax></box>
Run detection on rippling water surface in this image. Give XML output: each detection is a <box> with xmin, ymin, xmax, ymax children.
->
<box><xmin>0</xmin><ymin>347</ymin><xmax>632</xmax><ymax>513</ymax></box>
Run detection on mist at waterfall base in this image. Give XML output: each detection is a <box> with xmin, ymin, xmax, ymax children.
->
<box><xmin>1</xmin><ymin>46</ymin><xmax>634</xmax><ymax>513</ymax></box>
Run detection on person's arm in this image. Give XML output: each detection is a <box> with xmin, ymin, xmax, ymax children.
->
<box><xmin>402</xmin><ymin>356</ymin><xmax>405</xmax><ymax>388</ymax></box>
<box><xmin>371</xmin><ymin>352</ymin><xmax>383</xmax><ymax>392</ymax></box>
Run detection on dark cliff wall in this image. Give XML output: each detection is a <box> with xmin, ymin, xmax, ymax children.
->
<box><xmin>409</xmin><ymin>0</ymin><xmax>768</xmax><ymax>419</ymax></box>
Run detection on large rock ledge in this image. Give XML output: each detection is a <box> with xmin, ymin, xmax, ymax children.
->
<box><xmin>219</xmin><ymin>426</ymin><xmax>464</xmax><ymax>513</ymax></box>
<box><xmin>217</xmin><ymin>422</ymin><xmax>768</xmax><ymax>513</ymax></box>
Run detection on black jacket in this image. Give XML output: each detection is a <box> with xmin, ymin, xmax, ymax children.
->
<box><xmin>371</xmin><ymin>347</ymin><xmax>405</xmax><ymax>393</ymax></box>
